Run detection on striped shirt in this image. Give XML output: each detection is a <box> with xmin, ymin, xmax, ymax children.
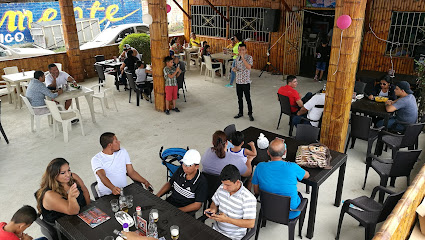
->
<box><xmin>212</xmin><ymin>184</ymin><xmax>257</xmax><ymax>240</ymax></box>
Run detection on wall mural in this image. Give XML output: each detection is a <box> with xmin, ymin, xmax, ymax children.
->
<box><xmin>0</xmin><ymin>0</ymin><xmax>143</xmax><ymax>45</ymax></box>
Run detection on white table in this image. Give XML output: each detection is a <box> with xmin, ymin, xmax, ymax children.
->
<box><xmin>211</xmin><ymin>52</ymin><xmax>233</xmax><ymax>77</ymax></box>
<box><xmin>2</xmin><ymin>71</ymin><xmax>35</xmax><ymax>109</ymax></box>
<box><xmin>55</xmin><ymin>86</ymin><xmax>96</xmax><ymax>123</ymax></box>
<box><xmin>184</xmin><ymin>47</ymin><xmax>199</xmax><ymax>70</ymax></box>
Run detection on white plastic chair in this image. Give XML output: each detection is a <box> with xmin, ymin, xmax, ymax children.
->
<box><xmin>44</xmin><ymin>99</ymin><xmax>84</xmax><ymax>143</ymax></box>
<box><xmin>190</xmin><ymin>51</ymin><xmax>200</xmax><ymax>67</ymax></box>
<box><xmin>203</xmin><ymin>56</ymin><xmax>223</xmax><ymax>82</ymax></box>
<box><xmin>200</xmin><ymin>57</ymin><xmax>207</xmax><ymax>75</ymax></box>
<box><xmin>0</xmin><ymin>81</ymin><xmax>16</xmax><ymax>104</ymax></box>
<box><xmin>53</xmin><ymin>63</ymin><xmax>62</xmax><ymax>71</ymax></box>
<box><xmin>91</xmin><ymin>73</ymin><xmax>118</xmax><ymax>116</ymax></box>
<box><xmin>21</xmin><ymin>94</ymin><xmax>52</xmax><ymax>132</ymax></box>
<box><xmin>3</xmin><ymin>66</ymin><xmax>19</xmax><ymax>75</ymax></box>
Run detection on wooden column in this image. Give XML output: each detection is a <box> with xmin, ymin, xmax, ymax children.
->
<box><xmin>183</xmin><ymin>0</ymin><xmax>190</xmax><ymax>43</ymax></box>
<box><xmin>58</xmin><ymin>0</ymin><xmax>84</xmax><ymax>81</ymax></box>
<box><xmin>149</xmin><ymin>0</ymin><xmax>169</xmax><ymax>112</ymax></box>
<box><xmin>320</xmin><ymin>0</ymin><xmax>368</xmax><ymax>152</ymax></box>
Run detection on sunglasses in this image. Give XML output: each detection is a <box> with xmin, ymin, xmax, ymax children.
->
<box><xmin>380</xmin><ymin>83</ymin><xmax>388</xmax><ymax>86</ymax></box>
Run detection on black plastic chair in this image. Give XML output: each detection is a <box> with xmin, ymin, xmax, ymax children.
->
<box><xmin>90</xmin><ymin>182</ymin><xmax>100</xmax><ymax>200</ymax></box>
<box><xmin>202</xmin><ymin>172</ymin><xmax>221</xmax><ymax>211</ymax></box>
<box><xmin>255</xmin><ymin>190</ymin><xmax>307</xmax><ymax>240</ymax></box>
<box><xmin>224</xmin><ymin>124</ymin><xmax>236</xmax><ymax>140</ymax></box>
<box><xmin>363</xmin><ymin>150</ymin><xmax>422</xmax><ymax>192</ymax></box>
<box><xmin>95</xmin><ymin>55</ymin><xmax>105</xmax><ymax>62</ymax></box>
<box><xmin>295</xmin><ymin>124</ymin><xmax>320</xmax><ymax>144</ymax></box>
<box><xmin>277</xmin><ymin>94</ymin><xmax>297</xmax><ymax>136</ymax></box>
<box><xmin>345</xmin><ymin>113</ymin><xmax>383</xmax><ymax>156</ymax></box>
<box><xmin>35</xmin><ymin>216</ymin><xmax>62</xmax><ymax>240</ymax></box>
<box><xmin>177</xmin><ymin>72</ymin><xmax>186</xmax><ymax>102</ymax></box>
<box><xmin>335</xmin><ymin>186</ymin><xmax>404</xmax><ymax>240</ymax></box>
<box><xmin>0</xmin><ymin>99</ymin><xmax>9</xmax><ymax>144</ymax></box>
<box><xmin>94</xmin><ymin>64</ymin><xmax>106</xmax><ymax>85</ymax></box>
<box><xmin>126</xmin><ymin>72</ymin><xmax>142</xmax><ymax>106</ymax></box>
<box><xmin>354</xmin><ymin>81</ymin><xmax>367</xmax><ymax>95</ymax></box>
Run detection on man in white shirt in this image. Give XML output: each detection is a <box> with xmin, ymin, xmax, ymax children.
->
<box><xmin>45</xmin><ymin>63</ymin><xmax>74</xmax><ymax>109</ymax></box>
<box><xmin>91</xmin><ymin>132</ymin><xmax>152</xmax><ymax>197</ymax></box>
<box><xmin>293</xmin><ymin>93</ymin><xmax>326</xmax><ymax>127</ymax></box>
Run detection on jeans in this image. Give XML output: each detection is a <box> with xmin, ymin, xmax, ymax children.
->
<box><xmin>292</xmin><ymin>114</ymin><xmax>311</xmax><ymax>127</ymax></box>
<box><xmin>229</xmin><ymin>60</ymin><xmax>236</xmax><ymax>85</ymax></box>
<box><xmin>376</xmin><ymin>117</ymin><xmax>406</xmax><ymax>132</ymax></box>
<box><xmin>236</xmin><ymin>83</ymin><xmax>252</xmax><ymax>115</ymax></box>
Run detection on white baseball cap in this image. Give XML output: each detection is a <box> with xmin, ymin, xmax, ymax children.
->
<box><xmin>181</xmin><ymin>149</ymin><xmax>201</xmax><ymax>166</ymax></box>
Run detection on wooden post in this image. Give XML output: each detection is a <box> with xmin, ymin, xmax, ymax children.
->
<box><xmin>149</xmin><ymin>0</ymin><xmax>169</xmax><ymax>112</ymax></box>
<box><xmin>320</xmin><ymin>0</ymin><xmax>368</xmax><ymax>152</ymax></box>
<box><xmin>183</xmin><ymin>0</ymin><xmax>190</xmax><ymax>43</ymax></box>
<box><xmin>58</xmin><ymin>0</ymin><xmax>84</xmax><ymax>82</ymax></box>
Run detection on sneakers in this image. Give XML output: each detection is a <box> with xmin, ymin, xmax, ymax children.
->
<box><xmin>165</xmin><ymin>110</ymin><xmax>170</xmax><ymax>115</ymax></box>
<box><xmin>313</xmin><ymin>75</ymin><xmax>318</xmax><ymax>82</ymax></box>
<box><xmin>172</xmin><ymin>108</ymin><xmax>180</xmax><ymax>112</ymax></box>
<box><xmin>225</xmin><ymin>84</ymin><xmax>233</xmax><ymax>88</ymax></box>
<box><xmin>234</xmin><ymin>113</ymin><xmax>243</xmax><ymax>119</ymax></box>
<box><xmin>249</xmin><ymin>115</ymin><xmax>254</xmax><ymax>121</ymax></box>
<box><xmin>142</xmin><ymin>93</ymin><xmax>148</xmax><ymax>100</ymax></box>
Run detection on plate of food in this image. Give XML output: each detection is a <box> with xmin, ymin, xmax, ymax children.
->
<box><xmin>375</xmin><ymin>96</ymin><xmax>389</xmax><ymax>102</ymax></box>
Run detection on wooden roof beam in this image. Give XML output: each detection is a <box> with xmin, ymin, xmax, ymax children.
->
<box><xmin>172</xmin><ymin>0</ymin><xmax>191</xmax><ymax>19</ymax></box>
<box><xmin>204</xmin><ymin>0</ymin><xmax>229</xmax><ymax>22</ymax></box>
<box><xmin>281</xmin><ymin>0</ymin><xmax>292</xmax><ymax>12</ymax></box>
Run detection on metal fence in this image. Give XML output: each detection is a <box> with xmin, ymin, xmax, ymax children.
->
<box><xmin>229</xmin><ymin>7</ymin><xmax>268</xmax><ymax>42</ymax></box>
<box><xmin>191</xmin><ymin>5</ymin><xmax>227</xmax><ymax>38</ymax></box>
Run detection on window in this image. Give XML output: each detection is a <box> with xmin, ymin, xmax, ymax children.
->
<box><xmin>229</xmin><ymin>7</ymin><xmax>269</xmax><ymax>42</ymax></box>
<box><xmin>191</xmin><ymin>5</ymin><xmax>227</xmax><ymax>38</ymax></box>
<box><xmin>386</xmin><ymin>11</ymin><xmax>425</xmax><ymax>57</ymax></box>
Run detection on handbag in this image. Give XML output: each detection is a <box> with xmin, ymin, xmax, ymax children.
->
<box><xmin>295</xmin><ymin>143</ymin><xmax>332</xmax><ymax>169</ymax></box>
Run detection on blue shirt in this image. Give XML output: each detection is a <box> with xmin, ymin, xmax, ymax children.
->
<box><xmin>26</xmin><ymin>79</ymin><xmax>58</xmax><ymax>107</ymax></box>
<box><xmin>393</xmin><ymin>94</ymin><xmax>418</xmax><ymax>124</ymax></box>
<box><xmin>252</xmin><ymin>161</ymin><xmax>306</xmax><ymax>219</ymax></box>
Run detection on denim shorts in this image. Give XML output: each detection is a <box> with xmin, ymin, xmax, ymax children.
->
<box><xmin>316</xmin><ymin>61</ymin><xmax>326</xmax><ymax>71</ymax></box>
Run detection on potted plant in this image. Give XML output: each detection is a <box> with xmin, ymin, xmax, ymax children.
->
<box><xmin>119</xmin><ymin>33</ymin><xmax>151</xmax><ymax>64</ymax></box>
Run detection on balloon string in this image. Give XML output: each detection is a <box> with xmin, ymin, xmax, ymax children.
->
<box><xmin>333</xmin><ymin>30</ymin><xmax>344</xmax><ymax>75</ymax></box>
<box><xmin>369</xmin><ymin>23</ymin><xmax>399</xmax><ymax>77</ymax></box>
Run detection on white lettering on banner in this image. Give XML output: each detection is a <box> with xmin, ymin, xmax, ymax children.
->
<box><xmin>0</xmin><ymin>32</ymin><xmax>26</xmax><ymax>43</ymax></box>
<box><xmin>5</xmin><ymin>33</ymin><xmax>13</xmax><ymax>43</ymax></box>
<box><xmin>15</xmin><ymin>32</ymin><xmax>24</xmax><ymax>42</ymax></box>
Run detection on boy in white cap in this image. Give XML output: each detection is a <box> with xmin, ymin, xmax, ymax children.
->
<box><xmin>156</xmin><ymin>149</ymin><xmax>208</xmax><ymax>215</ymax></box>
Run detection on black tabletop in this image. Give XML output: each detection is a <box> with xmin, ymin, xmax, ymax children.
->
<box><xmin>56</xmin><ymin>183</ymin><xmax>230</xmax><ymax>240</ymax></box>
<box><xmin>351</xmin><ymin>98</ymin><xmax>393</xmax><ymax>119</ymax></box>
<box><xmin>241</xmin><ymin>127</ymin><xmax>347</xmax><ymax>187</ymax></box>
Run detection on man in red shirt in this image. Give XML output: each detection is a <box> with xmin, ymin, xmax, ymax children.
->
<box><xmin>277</xmin><ymin>75</ymin><xmax>312</xmax><ymax>113</ymax></box>
<box><xmin>0</xmin><ymin>205</ymin><xmax>46</xmax><ymax>240</ymax></box>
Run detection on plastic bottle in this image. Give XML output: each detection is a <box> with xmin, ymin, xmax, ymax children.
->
<box><xmin>122</xmin><ymin>223</ymin><xmax>129</xmax><ymax>232</ymax></box>
<box><xmin>135</xmin><ymin>206</ymin><xmax>143</xmax><ymax>229</ymax></box>
<box><xmin>119</xmin><ymin>188</ymin><xmax>128</xmax><ymax>212</ymax></box>
<box><xmin>147</xmin><ymin>215</ymin><xmax>158</xmax><ymax>239</ymax></box>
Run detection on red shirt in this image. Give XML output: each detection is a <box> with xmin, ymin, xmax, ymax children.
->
<box><xmin>278</xmin><ymin>85</ymin><xmax>301</xmax><ymax>112</ymax></box>
<box><xmin>0</xmin><ymin>222</ymin><xmax>20</xmax><ymax>240</ymax></box>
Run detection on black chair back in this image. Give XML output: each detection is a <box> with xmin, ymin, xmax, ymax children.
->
<box><xmin>95</xmin><ymin>55</ymin><xmax>105</xmax><ymax>62</ymax></box>
<box><xmin>35</xmin><ymin>216</ymin><xmax>60</xmax><ymax>240</ymax></box>
<box><xmin>177</xmin><ymin>72</ymin><xmax>185</xmax><ymax>89</ymax></box>
<box><xmin>202</xmin><ymin>172</ymin><xmax>221</xmax><ymax>204</ymax></box>
<box><xmin>354</xmin><ymin>81</ymin><xmax>367</xmax><ymax>94</ymax></box>
<box><xmin>389</xmin><ymin>150</ymin><xmax>422</xmax><ymax>177</ymax></box>
<box><xmin>126</xmin><ymin>72</ymin><xmax>137</xmax><ymax>90</ymax></box>
<box><xmin>278</xmin><ymin>94</ymin><xmax>292</xmax><ymax>116</ymax></box>
<box><xmin>95</xmin><ymin>64</ymin><xmax>105</xmax><ymax>82</ymax></box>
<box><xmin>295</xmin><ymin>124</ymin><xmax>320</xmax><ymax>144</ymax></box>
<box><xmin>377</xmin><ymin>190</ymin><xmax>405</xmax><ymax>222</ymax></box>
<box><xmin>259</xmin><ymin>190</ymin><xmax>291</xmax><ymax>225</ymax></box>
<box><xmin>91</xmin><ymin>182</ymin><xmax>99</xmax><ymax>200</ymax></box>
<box><xmin>224</xmin><ymin>124</ymin><xmax>236</xmax><ymax>140</ymax></box>
<box><xmin>350</xmin><ymin>113</ymin><xmax>373</xmax><ymax>141</ymax></box>
<box><xmin>400</xmin><ymin>123</ymin><xmax>425</xmax><ymax>147</ymax></box>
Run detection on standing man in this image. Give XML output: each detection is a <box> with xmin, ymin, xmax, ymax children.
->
<box><xmin>233</xmin><ymin>43</ymin><xmax>254</xmax><ymax>121</ymax></box>
<box><xmin>45</xmin><ymin>63</ymin><xmax>74</xmax><ymax>109</ymax></box>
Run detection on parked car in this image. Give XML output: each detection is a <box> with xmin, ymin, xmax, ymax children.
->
<box><xmin>0</xmin><ymin>43</ymin><xmax>55</xmax><ymax>61</ymax></box>
<box><xmin>80</xmin><ymin>23</ymin><xmax>149</xmax><ymax>50</ymax></box>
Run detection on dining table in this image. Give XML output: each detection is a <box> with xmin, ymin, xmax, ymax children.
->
<box><xmin>56</xmin><ymin>183</ymin><xmax>230</xmax><ymax>240</ymax></box>
<box><xmin>54</xmin><ymin>86</ymin><xmax>96</xmax><ymax>123</ymax></box>
<box><xmin>183</xmin><ymin>47</ymin><xmax>199</xmax><ymax>71</ymax></box>
<box><xmin>241</xmin><ymin>126</ymin><xmax>348</xmax><ymax>239</ymax></box>
<box><xmin>351</xmin><ymin>97</ymin><xmax>393</xmax><ymax>128</ymax></box>
<box><xmin>2</xmin><ymin>70</ymin><xmax>35</xmax><ymax>109</ymax></box>
<box><xmin>211</xmin><ymin>52</ymin><xmax>233</xmax><ymax>77</ymax></box>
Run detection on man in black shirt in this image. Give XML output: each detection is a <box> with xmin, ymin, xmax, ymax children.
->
<box><xmin>314</xmin><ymin>40</ymin><xmax>330</xmax><ymax>82</ymax></box>
<box><xmin>156</xmin><ymin>149</ymin><xmax>207</xmax><ymax>215</ymax></box>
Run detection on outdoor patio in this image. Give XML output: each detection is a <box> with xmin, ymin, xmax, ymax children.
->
<box><xmin>0</xmin><ymin>66</ymin><xmax>422</xmax><ymax>240</ymax></box>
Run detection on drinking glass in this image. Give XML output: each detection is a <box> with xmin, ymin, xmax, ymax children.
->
<box><xmin>170</xmin><ymin>225</ymin><xmax>179</xmax><ymax>240</ymax></box>
<box><xmin>150</xmin><ymin>209</ymin><xmax>159</xmax><ymax>222</ymax></box>
<box><xmin>110</xmin><ymin>199</ymin><xmax>119</xmax><ymax>212</ymax></box>
<box><xmin>126</xmin><ymin>195</ymin><xmax>133</xmax><ymax>208</ymax></box>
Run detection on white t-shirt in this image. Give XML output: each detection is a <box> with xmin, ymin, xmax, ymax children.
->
<box><xmin>135</xmin><ymin>68</ymin><xmax>147</xmax><ymax>84</ymax></box>
<box><xmin>45</xmin><ymin>71</ymin><xmax>71</xmax><ymax>87</ymax></box>
<box><xmin>91</xmin><ymin>148</ymin><xmax>132</xmax><ymax>196</ymax></box>
<box><xmin>227</xmin><ymin>148</ymin><xmax>247</xmax><ymax>163</ymax></box>
<box><xmin>304</xmin><ymin>93</ymin><xmax>326</xmax><ymax>127</ymax></box>
<box><xmin>379</xmin><ymin>90</ymin><xmax>389</xmax><ymax>97</ymax></box>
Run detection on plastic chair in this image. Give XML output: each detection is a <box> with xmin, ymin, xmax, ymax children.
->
<box><xmin>91</xmin><ymin>73</ymin><xmax>118</xmax><ymax>116</ymax></box>
<box><xmin>177</xmin><ymin>72</ymin><xmax>186</xmax><ymax>102</ymax></box>
<box><xmin>200</xmin><ymin>59</ymin><xmax>206</xmax><ymax>75</ymax></box>
<box><xmin>224</xmin><ymin>124</ymin><xmax>236</xmax><ymax>139</ymax></box>
<box><xmin>363</xmin><ymin>150</ymin><xmax>422</xmax><ymax>191</ymax></box>
<box><xmin>126</xmin><ymin>72</ymin><xmax>142</xmax><ymax>106</ymax></box>
<box><xmin>295</xmin><ymin>124</ymin><xmax>320</xmax><ymax>144</ymax></box>
<box><xmin>3</xmin><ymin>66</ymin><xmax>18</xmax><ymax>75</ymax></box>
<box><xmin>354</xmin><ymin>81</ymin><xmax>367</xmax><ymax>95</ymax></box>
<box><xmin>190</xmin><ymin>51</ymin><xmax>200</xmax><ymax>67</ymax></box>
<box><xmin>91</xmin><ymin>182</ymin><xmax>100</xmax><ymax>200</ymax></box>
<box><xmin>44</xmin><ymin>99</ymin><xmax>84</xmax><ymax>143</ymax></box>
<box><xmin>335</xmin><ymin>186</ymin><xmax>404</xmax><ymax>240</ymax></box>
<box><xmin>95</xmin><ymin>55</ymin><xmax>105</xmax><ymax>62</ymax></box>
<box><xmin>345</xmin><ymin>113</ymin><xmax>383</xmax><ymax>156</ymax></box>
<box><xmin>202</xmin><ymin>172</ymin><xmax>221</xmax><ymax>211</ymax></box>
<box><xmin>0</xmin><ymin>80</ymin><xmax>16</xmax><ymax>104</ymax></box>
<box><xmin>53</xmin><ymin>63</ymin><xmax>62</xmax><ymax>71</ymax></box>
<box><xmin>203</xmin><ymin>56</ymin><xmax>222</xmax><ymax>82</ymax></box>
<box><xmin>277</xmin><ymin>94</ymin><xmax>297</xmax><ymax>136</ymax></box>
<box><xmin>255</xmin><ymin>190</ymin><xmax>308</xmax><ymax>240</ymax></box>
<box><xmin>95</xmin><ymin>64</ymin><xmax>106</xmax><ymax>85</ymax></box>
<box><xmin>159</xmin><ymin>146</ymin><xmax>188</xmax><ymax>181</ymax></box>
<box><xmin>0</xmin><ymin>99</ymin><xmax>9</xmax><ymax>144</ymax></box>
<box><xmin>35</xmin><ymin>215</ymin><xmax>61</xmax><ymax>240</ymax></box>
<box><xmin>21</xmin><ymin>95</ymin><xmax>52</xmax><ymax>133</ymax></box>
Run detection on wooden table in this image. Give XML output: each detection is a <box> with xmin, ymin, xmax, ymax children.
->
<box><xmin>2</xmin><ymin>70</ymin><xmax>35</xmax><ymax>109</ymax></box>
<box><xmin>55</xmin><ymin>86</ymin><xmax>96</xmax><ymax>123</ymax></box>
<box><xmin>56</xmin><ymin>183</ymin><xmax>230</xmax><ymax>240</ymax></box>
<box><xmin>184</xmin><ymin>47</ymin><xmax>199</xmax><ymax>71</ymax></box>
<box><xmin>241</xmin><ymin>127</ymin><xmax>348</xmax><ymax>239</ymax></box>
<box><xmin>211</xmin><ymin>52</ymin><xmax>233</xmax><ymax>77</ymax></box>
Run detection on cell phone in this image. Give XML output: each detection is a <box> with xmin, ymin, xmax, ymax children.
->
<box><xmin>205</xmin><ymin>211</ymin><xmax>213</xmax><ymax>215</ymax></box>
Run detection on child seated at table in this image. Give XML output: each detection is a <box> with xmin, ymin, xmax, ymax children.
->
<box><xmin>228</xmin><ymin>131</ymin><xmax>257</xmax><ymax>163</ymax></box>
<box><xmin>0</xmin><ymin>205</ymin><xmax>47</xmax><ymax>240</ymax></box>
<box><xmin>135</xmin><ymin>61</ymin><xmax>153</xmax><ymax>101</ymax></box>
<box><xmin>163</xmin><ymin>56</ymin><xmax>181</xmax><ymax>115</ymax></box>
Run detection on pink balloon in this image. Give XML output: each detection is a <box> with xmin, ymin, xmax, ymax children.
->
<box><xmin>337</xmin><ymin>15</ymin><xmax>352</xmax><ymax>30</ymax></box>
<box><xmin>166</xmin><ymin>4</ymin><xmax>171</xmax><ymax>13</ymax></box>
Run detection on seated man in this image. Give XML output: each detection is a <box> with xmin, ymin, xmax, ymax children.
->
<box><xmin>45</xmin><ymin>63</ymin><xmax>74</xmax><ymax>109</ymax></box>
<box><xmin>120</xmin><ymin>44</ymin><xmax>142</xmax><ymax>61</ymax></box>
<box><xmin>0</xmin><ymin>205</ymin><xmax>47</xmax><ymax>240</ymax></box>
<box><xmin>252</xmin><ymin>138</ymin><xmax>309</xmax><ymax>219</ymax></box>
<box><xmin>277</xmin><ymin>75</ymin><xmax>312</xmax><ymax>113</ymax></box>
<box><xmin>91</xmin><ymin>132</ymin><xmax>151</xmax><ymax>197</ymax></box>
<box><xmin>377</xmin><ymin>81</ymin><xmax>418</xmax><ymax>132</ymax></box>
<box><xmin>292</xmin><ymin>92</ymin><xmax>326</xmax><ymax>127</ymax></box>
<box><xmin>156</xmin><ymin>149</ymin><xmax>207</xmax><ymax>214</ymax></box>
<box><xmin>26</xmin><ymin>70</ymin><xmax>63</xmax><ymax>115</ymax></box>
<box><xmin>205</xmin><ymin>164</ymin><xmax>256</xmax><ymax>240</ymax></box>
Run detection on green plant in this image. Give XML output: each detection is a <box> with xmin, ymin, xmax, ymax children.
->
<box><xmin>119</xmin><ymin>33</ymin><xmax>151</xmax><ymax>64</ymax></box>
<box><xmin>415</xmin><ymin>59</ymin><xmax>425</xmax><ymax>117</ymax></box>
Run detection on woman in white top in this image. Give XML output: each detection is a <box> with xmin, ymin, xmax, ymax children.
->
<box><xmin>135</xmin><ymin>61</ymin><xmax>153</xmax><ymax>101</ymax></box>
<box><xmin>367</xmin><ymin>76</ymin><xmax>396</xmax><ymax>100</ymax></box>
